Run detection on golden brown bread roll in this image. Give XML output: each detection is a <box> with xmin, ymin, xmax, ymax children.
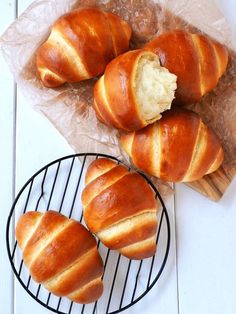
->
<box><xmin>120</xmin><ymin>109</ymin><xmax>224</xmax><ymax>182</ymax></box>
<box><xmin>36</xmin><ymin>8</ymin><xmax>131</xmax><ymax>87</ymax></box>
<box><xmin>16</xmin><ymin>211</ymin><xmax>104</xmax><ymax>304</ymax></box>
<box><xmin>93</xmin><ymin>49</ymin><xmax>177</xmax><ymax>131</ymax></box>
<box><xmin>145</xmin><ymin>30</ymin><xmax>228</xmax><ymax>104</ymax></box>
<box><xmin>81</xmin><ymin>158</ymin><xmax>159</xmax><ymax>260</ymax></box>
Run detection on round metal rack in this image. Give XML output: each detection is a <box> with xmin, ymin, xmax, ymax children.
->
<box><xmin>6</xmin><ymin>153</ymin><xmax>170</xmax><ymax>314</ymax></box>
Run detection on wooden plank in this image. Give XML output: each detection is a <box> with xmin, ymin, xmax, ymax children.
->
<box><xmin>186</xmin><ymin>165</ymin><xmax>235</xmax><ymax>202</ymax></box>
<box><xmin>0</xmin><ymin>1</ymin><xmax>17</xmax><ymax>314</ymax></box>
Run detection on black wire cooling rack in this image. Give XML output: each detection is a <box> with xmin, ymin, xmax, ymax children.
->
<box><xmin>6</xmin><ymin>153</ymin><xmax>170</xmax><ymax>314</ymax></box>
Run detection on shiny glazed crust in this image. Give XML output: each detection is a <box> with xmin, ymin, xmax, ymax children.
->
<box><xmin>16</xmin><ymin>211</ymin><xmax>104</xmax><ymax>304</ymax></box>
<box><xmin>93</xmin><ymin>49</ymin><xmax>161</xmax><ymax>131</ymax></box>
<box><xmin>81</xmin><ymin>158</ymin><xmax>159</xmax><ymax>259</ymax></box>
<box><xmin>120</xmin><ymin>109</ymin><xmax>224</xmax><ymax>182</ymax></box>
<box><xmin>145</xmin><ymin>30</ymin><xmax>228</xmax><ymax>104</ymax></box>
<box><xmin>36</xmin><ymin>7</ymin><xmax>131</xmax><ymax>87</ymax></box>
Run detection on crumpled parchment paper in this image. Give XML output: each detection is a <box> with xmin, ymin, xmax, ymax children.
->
<box><xmin>1</xmin><ymin>0</ymin><xmax>235</xmax><ymax>198</ymax></box>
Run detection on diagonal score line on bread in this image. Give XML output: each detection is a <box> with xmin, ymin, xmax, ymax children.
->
<box><xmin>18</xmin><ymin>212</ymin><xmax>44</xmax><ymax>251</ymax></box>
<box><xmin>119</xmin><ymin>234</ymin><xmax>157</xmax><ymax>260</ymax></box>
<box><xmin>206</xmin><ymin>147</ymin><xmax>224</xmax><ymax>174</ymax></box>
<box><xmin>44</xmin><ymin>247</ymin><xmax>95</xmax><ymax>286</ymax></box>
<box><xmin>37</xmin><ymin>68</ymin><xmax>66</xmax><ymax>86</ymax></box>
<box><xmin>82</xmin><ymin>158</ymin><xmax>159</xmax><ymax>260</ymax></box>
<box><xmin>84</xmin><ymin>158</ymin><xmax>117</xmax><ymax>185</ymax></box>
<box><xmin>23</xmin><ymin>216</ymin><xmax>72</xmax><ymax>268</ymax></box>
<box><xmin>83</xmin><ymin>175</ymin><xmax>157</xmax><ymax>221</ymax></box>
<box><xmin>96</xmin><ymin>211</ymin><xmax>158</xmax><ymax>250</ymax></box>
<box><xmin>212</xmin><ymin>44</ymin><xmax>222</xmax><ymax>80</ymax></box>
<box><xmin>81</xmin><ymin>21</ymin><xmax>100</xmax><ymax>38</ymax></box>
<box><xmin>98</xmin><ymin>76</ymin><xmax>125</xmax><ymax>129</ymax></box>
<box><xmin>182</xmin><ymin>118</ymin><xmax>203</xmax><ymax>182</ymax></box>
<box><xmin>191</xmin><ymin>34</ymin><xmax>208</xmax><ymax>96</ymax></box>
<box><xmin>83</xmin><ymin>166</ymin><xmax>129</xmax><ymax>208</ymax></box>
<box><xmin>183</xmin><ymin>120</ymin><xmax>224</xmax><ymax>181</ymax></box>
<box><xmin>145</xmin><ymin>30</ymin><xmax>228</xmax><ymax>104</ymax></box>
<box><xmin>93</xmin><ymin>100</ymin><xmax>106</xmax><ymax>124</ymax></box>
<box><xmin>104</xmin><ymin>12</ymin><xmax>131</xmax><ymax>57</ymax></box>
<box><xmin>17</xmin><ymin>212</ymin><xmax>72</xmax><ymax>268</ymax></box>
<box><xmin>191</xmin><ymin>34</ymin><xmax>220</xmax><ymax>96</ymax></box>
<box><xmin>44</xmin><ymin>247</ymin><xmax>102</xmax><ymax>301</ymax></box>
<box><xmin>67</xmin><ymin>277</ymin><xmax>103</xmax><ymax>303</ymax></box>
<box><xmin>210</xmin><ymin>41</ymin><xmax>229</xmax><ymax>94</ymax></box>
<box><xmin>120</xmin><ymin>109</ymin><xmax>224</xmax><ymax>182</ymax></box>
<box><xmin>16</xmin><ymin>211</ymin><xmax>104</xmax><ymax>303</ymax></box>
<box><xmin>105</xmin><ymin>12</ymin><xmax>118</xmax><ymax>56</ymax></box>
<box><xmin>131</xmin><ymin>122</ymin><xmax>162</xmax><ymax>177</ymax></box>
<box><xmin>36</xmin><ymin>8</ymin><xmax>132</xmax><ymax>87</ymax></box>
<box><xmin>93</xmin><ymin>49</ymin><xmax>177</xmax><ymax>131</ymax></box>
<box><xmin>154</xmin><ymin>122</ymin><xmax>161</xmax><ymax>179</ymax></box>
<box><xmin>48</xmin><ymin>30</ymin><xmax>90</xmax><ymax>79</ymax></box>
<box><xmin>93</xmin><ymin>76</ymin><xmax>126</xmax><ymax>130</ymax></box>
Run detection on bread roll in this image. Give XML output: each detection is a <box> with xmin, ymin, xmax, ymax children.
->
<box><xmin>16</xmin><ymin>211</ymin><xmax>104</xmax><ymax>303</ymax></box>
<box><xmin>93</xmin><ymin>49</ymin><xmax>177</xmax><ymax>131</ymax></box>
<box><xmin>145</xmin><ymin>30</ymin><xmax>228</xmax><ymax>104</ymax></box>
<box><xmin>81</xmin><ymin>158</ymin><xmax>159</xmax><ymax>260</ymax></box>
<box><xmin>120</xmin><ymin>109</ymin><xmax>224</xmax><ymax>182</ymax></box>
<box><xmin>36</xmin><ymin>8</ymin><xmax>131</xmax><ymax>87</ymax></box>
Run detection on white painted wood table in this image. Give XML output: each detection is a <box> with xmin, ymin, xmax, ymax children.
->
<box><xmin>0</xmin><ymin>1</ymin><xmax>236</xmax><ymax>314</ymax></box>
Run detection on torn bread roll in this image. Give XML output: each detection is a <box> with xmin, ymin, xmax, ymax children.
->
<box><xmin>36</xmin><ymin>7</ymin><xmax>131</xmax><ymax>87</ymax></box>
<box><xmin>145</xmin><ymin>30</ymin><xmax>228</xmax><ymax>104</ymax></box>
<box><xmin>120</xmin><ymin>109</ymin><xmax>224</xmax><ymax>182</ymax></box>
<box><xmin>81</xmin><ymin>158</ymin><xmax>159</xmax><ymax>260</ymax></box>
<box><xmin>16</xmin><ymin>211</ymin><xmax>104</xmax><ymax>304</ymax></box>
<box><xmin>93</xmin><ymin>49</ymin><xmax>177</xmax><ymax>131</ymax></box>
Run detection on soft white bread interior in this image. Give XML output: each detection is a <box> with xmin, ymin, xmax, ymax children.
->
<box><xmin>135</xmin><ymin>54</ymin><xmax>177</xmax><ymax>122</ymax></box>
<box><xmin>93</xmin><ymin>49</ymin><xmax>177</xmax><ymax>131</ymax></box>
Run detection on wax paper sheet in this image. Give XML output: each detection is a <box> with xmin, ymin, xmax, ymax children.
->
<box><xmin>1</xmin><ymin>0</ymin><xmax>235</xmax><ymax>198</ymax></box>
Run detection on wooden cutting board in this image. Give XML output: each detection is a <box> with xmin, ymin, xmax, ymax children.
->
<box><xmin>187</xmin><ymin>166</ymin><xmax>235</xmax><ymax>201</ymax></box>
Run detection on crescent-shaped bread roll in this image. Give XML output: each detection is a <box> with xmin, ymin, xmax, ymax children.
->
<box><xmin>93</xmin><ymin>49</ymin><xmax>177</xmax><ymax>131</ymax></box>
<box><xmin>36</xmin><ymin>8</ymin><xmax>132</xmax><ymax>87</ymax></box>
<box><xmin>145</xmin><ymin>30</ymin><xmax>228</xmax><ymax>104</ymax></box>
<box><xmin>120</xmin><ymin>109</ymin><xmax>224</xmax><ymax>182</ymax></box>
<box><xmin>16</xmin><ymin>211</ymin><xmax>104</xmax><ymax>304</ymax></box>
<box><xmin>81</xmin><ymin>158</ymin><xmax>159</xmax><ymax>260</ymax></box>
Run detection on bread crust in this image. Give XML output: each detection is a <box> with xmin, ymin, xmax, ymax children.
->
<box><xmin>36</xmin><ymin>8</ymin><xmax>131</xmax><ymax>87</ymax></box>
<box><xmin>93</xmin><ymin>49</ymin><xmax>176</xmax><ymax>131</ymax></box>
<box><xmin>82</xmin><ymin>158</ymin><xmax>159</xmax><ymax>259</ymax></box>
<box><xmin>120</xmin><ymin>109</ymin><xmax>224</xmax><ymax>182</ymax></box>
<box><xmin>145</xmin><ymin>30</ymin><xmax>228</xmax><ymax>104</ymax></box>
<box><xmin>16</xmin><ymin>211</ymin><xmax>104</xmax><ymax>303</ymax></box>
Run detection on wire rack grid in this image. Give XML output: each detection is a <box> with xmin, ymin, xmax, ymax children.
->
<box><xmin>6</xmin><ymin>153</ymin><xmax>171</xmax><ymax>314</ymax></box>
